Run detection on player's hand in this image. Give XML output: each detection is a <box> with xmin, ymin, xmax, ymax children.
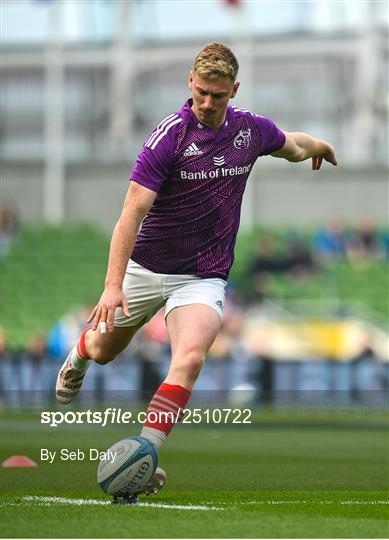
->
<box><xmin>312</xmin><ymin>142</ymin><xmax>337</xmax><ymax>171</ymax></box>
<box><xmin>86</xmin><ymin>286</ymin><xmax>130</xmax><ymax>334</ymax></box>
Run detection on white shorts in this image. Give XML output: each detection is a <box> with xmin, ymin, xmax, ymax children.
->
<box><xmin>114</xmin><ymin>259</ymin><xmax>227</xmax><ymax>327</ymax></box>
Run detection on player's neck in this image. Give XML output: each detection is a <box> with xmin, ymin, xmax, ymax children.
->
<box><xmin>191</xmin><ymin>105</ymin><xmax>226</xmax><ymax>132</ymax></box>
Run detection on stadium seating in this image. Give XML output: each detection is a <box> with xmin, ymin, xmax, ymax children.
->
<box><xmin>2</xmin><ymin>224</ymin><xmax>109</xmax><ymax>348</ymax></box>
<box><xmin>2</xmin><ymin>224</ymin><xmax>388</xmax><ymax>349</ymax></box>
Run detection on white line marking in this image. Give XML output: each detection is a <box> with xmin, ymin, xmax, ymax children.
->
<box><xmin>24</xmin><ymin>496</ymin><xmax>108</xmax><ymax>505</ymax></box>
<box><xmin>3</xmin><ymin>496</ymin><xmax>387</xmax><ymax>510</ymax></box>
<box><xmin>21</xmin><ymin>496</ymin><xmax>223</xmax><ymax>511</ymax></box>
<box><xmin>338</xmin><ymin>500</ymin><xmax>389</xmax><ymax>505</ymax></box>
<box><xmin>242</xmin><ymin>500</ymin><xmax>389</xmax><ymax>506</ymax></box>
<box><xmin>138</xmin><ymin>502</ymin><xmax>222</xmax><ymax>511</ymax></box>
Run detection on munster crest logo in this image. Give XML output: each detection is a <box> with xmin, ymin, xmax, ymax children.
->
<box><xmin>234</xmin><ymin>129</ymin><xmax>251</xmax><ymax>149</ymax></box>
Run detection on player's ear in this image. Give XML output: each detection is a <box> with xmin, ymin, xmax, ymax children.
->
<box><xmin>188</xmin><ymin>71</ymin><xmax>194</xmax><ymax>91</ymax></box>
<box><xmin>231</xmin><ymin>81</ymin><xmax>240</xmax><ymax>99</ymax></box>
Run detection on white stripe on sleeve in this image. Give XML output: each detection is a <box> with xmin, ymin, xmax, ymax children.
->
<box><xmin>148</xmin><ymin>117</ymin><xmax>182</xmax><ymax>150</ymax></box>
<box><xmin>145</xmin><ymin>114</ymin><xmax>178</xmax><ymax>148</ymax></box>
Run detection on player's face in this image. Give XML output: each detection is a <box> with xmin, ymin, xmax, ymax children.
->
<box><xmin>188</xmin><ymin>72</ymin><xmax>239</xmax><ymax>130</ymax></box>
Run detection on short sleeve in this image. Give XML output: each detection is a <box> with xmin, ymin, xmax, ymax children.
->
<box><xmin>254</xmin><ymin>115</ymin><xmax>286</xmax><ymax>156</ymax></box>
<box><xmin>130</xmin><ymin>115</ymin><xmax>181</xmax><ymax>193</ymax></box>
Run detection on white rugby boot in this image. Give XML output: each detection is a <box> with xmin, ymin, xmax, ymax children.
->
<box><xmin>112</xmin><ymin>467</ymin><xmax>167</xmax><ymax>505</ymax></box>
<box><xmin>56</xmin><ymin>347</ymin><xmax>90</xmax><ymax>404</ymax></box>
<box><xmin>140</xmin><ymin>467</ymin><xmax>167</xmax><ymax>496</ymax></box>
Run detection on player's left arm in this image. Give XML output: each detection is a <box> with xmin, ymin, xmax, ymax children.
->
<box><xmin>271</xmin><ymin>131</ymin><xmax>338</xmax><ymax>170</ymax></box>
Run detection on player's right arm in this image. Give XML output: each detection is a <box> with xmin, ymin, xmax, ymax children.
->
<box><xmin>87</xmin><ymin>181</ymin><xmax>157</xmax><ymax>333</ymax></box>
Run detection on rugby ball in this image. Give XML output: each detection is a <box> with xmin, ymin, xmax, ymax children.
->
<box><xmin>97</xmin><ymin>436</ymin><xmax>158</xmax><ymax>497</ymax></box>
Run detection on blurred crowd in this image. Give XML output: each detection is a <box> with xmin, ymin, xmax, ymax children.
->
<box><xmin>250</xmin><ymin>216</ymin><xmax>389</xmax><ymax>301</ymax></box>
<box><xmin>314</xmin><ymin>216</ymin><xmax>389</xmax><ymax>262</ymax></box>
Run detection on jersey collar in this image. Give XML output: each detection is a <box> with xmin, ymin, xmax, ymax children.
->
<box><xmin>181</xmin><ymin>99</ymin><xmax>233</xmax><ymax>141</ymax></box>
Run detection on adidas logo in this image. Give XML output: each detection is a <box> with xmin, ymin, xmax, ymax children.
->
<box><xmin>184</xmin><ymin>143</ymin><xmax>203</xmax><ymax>157</ymax></box>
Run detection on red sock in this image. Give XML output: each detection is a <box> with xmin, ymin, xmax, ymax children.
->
<box><xmin>76</xmin><ymin>328</ymin><xmax>91</xmax><ymax>360</ymax></box>
<box><xmin>144</xmin><ymin>383</ymin><xmax>191</xmax><ymax>436</ymax></box>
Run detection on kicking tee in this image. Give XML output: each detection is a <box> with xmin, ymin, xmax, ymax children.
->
<box><xmin>130</xmin><ymin>99</ymin><xmax>285</xmax><ymax>280</ymax></box>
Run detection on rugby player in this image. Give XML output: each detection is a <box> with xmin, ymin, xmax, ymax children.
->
<box><xmin>56</xmin><ymin>42</ymin><xmax>337</xmax><ymax>494</ymax></box>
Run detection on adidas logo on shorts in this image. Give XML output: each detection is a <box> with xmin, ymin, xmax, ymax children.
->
<box><xmin>184</xmin><ymin>143</ymin><xmax>203</xmax><ymax>157</ymax></box>
<box><xmin>216</xmin><ymin>300</ymin><xmax>224</xmax><ymax>311</ymax></box>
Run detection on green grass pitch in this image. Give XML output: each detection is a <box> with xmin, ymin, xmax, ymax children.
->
<box><xmin>1</xmin><ymin>407</ymin><xmax>388</xmax><ymax>538</ymax></box>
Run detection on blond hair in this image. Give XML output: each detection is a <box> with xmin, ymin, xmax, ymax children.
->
<box><xmin>193</xmin><ymin>43</ymin><xmax>239</xmax><ymax>81</ymax></box>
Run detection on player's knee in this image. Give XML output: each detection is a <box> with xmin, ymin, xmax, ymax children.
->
<box><xmin>93</xmin><ymin>357</ymin><xmax>114</xmax><ymax>365</ymax></box>
<box><xmin>175</xmin><ymin>349</ymin><xmax>206</xmax><ymax>379</ymax></box>
<box><xmin>91</xmin><ymin>346</ymin><xmax>116</xmax><ymax>365</ymax></box>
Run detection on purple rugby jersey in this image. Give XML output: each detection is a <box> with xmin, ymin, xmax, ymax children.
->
<box><xmin>130</xmin><ymin>99</ymin><xmax>285</xmax><ymax>280</ymax></box>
